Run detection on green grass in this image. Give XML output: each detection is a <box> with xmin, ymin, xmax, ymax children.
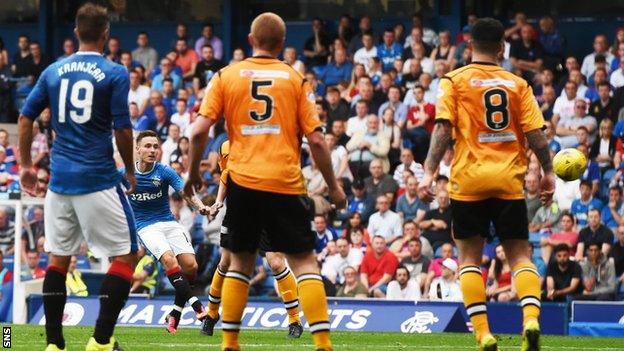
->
<box><xmin>4</xmin><ymin>324</ymin><xmax>623</xmax><ymax>350</ymax></box>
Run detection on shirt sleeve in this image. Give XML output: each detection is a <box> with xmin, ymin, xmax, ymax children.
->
<box><xmin>111</xmin><ymin>67</ymin><xmax>132</xmax><ymax>129</ymax></box>
<box><xmin>434</xmin><ymin>77</ymin><xmax>457</xmax><ymax>125</ymax></box>
<box><xmin>520</xmin><ymin>84</ymin><xmax>545</xmax><ymax>132</ymax></box>
<box><xmin>21</xmin><ymin>68</ymin><xmax>49</xmax><ymax>119</ymax></box>
<box><xmin>165</xmin><ymin>165</ymin><xmax>184</xmax><ymax>192</ymax></box>
<box><xmin>297</xmin><ymin>80</ymin><xmax>322</xmax><ymax>135</ymax></box>
<box><xmin>198</xmin><ymin>71</ymin><xmax>224</xmax><ymax>121</ymax></box>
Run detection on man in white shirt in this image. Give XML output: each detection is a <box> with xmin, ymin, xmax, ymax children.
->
<box><xmin>127</xmin><ymin>70</ymin><xmax>150</xmax><ymax>115</ymax></box>
<box><xmin>346</xmin><ymin>100</ymin><xmax>370</xmax><ymax>137</ymax></box>
<box><xmin>386</xmin><ymin>265</ymin><xmax>421</xmax><ymax>301</ymax></box>
<box><xmin>170</xmin><ymin>99</ymin><xmax>190</xmax><ymax>134</ymax></box>
<box><xmin>368</xmin><ymin>195</ymin><xmax>402</xmax><ymax>244</ymax></box>
<box><xmin>428</xmin><ymin>258</ymin><xmax>462</xmax><ymax>302</ymax></box>
<box><xmin>552</xmin><ymin>80</ymin><xmax>578</xmax><ymax>127</ymax></box>
<box><xmin>393</xmin><ymin>149</ymin><xmax>424</xmax><ymax>185</ymax></box>
<box><xmin>161</xmin><ymin>124</ymin><xmax>181</xmax><ymax>165</ymax></box>
<box><xmin>555</xmin><ymin>98</ymin><xmax>598</xmax><ymax>148</ymax></box>
<box><xmin>321</xmin><ymin>238</ymin><xmax>363</xmax><ymax>285</ymax></box>
<box><xmin>353</xmin><ymin>33</ymin><xmax>377</xmax><ymax>72</ymax></box>
<box><xmin>404</xmin><ymin>73</ymin><xmax>435</xmax><ymax>106</ymax></box>
<box><xmin>610</xmin><ymin>54</ymin><xmax>624</xmax><ymax>89</ymax></box>
<box><xmin>581</xmin><ymin>34</ymin><xmax>615</xmax><ymax>79</ymax></box>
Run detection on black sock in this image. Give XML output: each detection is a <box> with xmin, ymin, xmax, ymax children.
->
<box><xmin>168</xmin><ymin>270</ymin><xmax>203</xmax><ymax>313</ymax></box>
<box><xmin>170</xmin><ymin>292</ymin><xmax>185</xmax><ymax>320</ymax></box>
<box><xmin>93</xmin><ymin>274</ymin><xmax>131</xmax><ymax>344</ymax></box>
<box><xmin>43</xmin><ymin>268</ymin><xmax>67</xmax><ymax>349</ymax></box>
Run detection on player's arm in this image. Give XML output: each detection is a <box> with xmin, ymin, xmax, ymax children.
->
<box><xmin>115</xmin><ymin>128</ymin><xmax>135</xmax><ymax>193</ymax></box>
<box><xmin>111</xmin><ymin>67</ymin><xmax>137</xmax><ymax>194</ymax></box>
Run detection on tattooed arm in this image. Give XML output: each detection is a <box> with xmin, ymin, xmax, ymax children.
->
<box><xmin>526</xmin><ymin>128</ymin><xmax>555</xmax><ymax>202</ymax></box>
<box><xmin>424</xmin><ymin>120</ymin><xmax>453</xmax><ymax>175</ymax></box>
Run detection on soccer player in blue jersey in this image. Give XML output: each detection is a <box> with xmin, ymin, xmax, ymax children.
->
<box><xmin>18</xmin><ymin>4</ymin><xmax>137</xmax><ymax>351</ymax></box>
<box><xmin>128</xmin><ymin>130</ymin><xmax>210</xmax><ymax>334</ymax></box>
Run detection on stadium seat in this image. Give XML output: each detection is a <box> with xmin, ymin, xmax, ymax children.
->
<box><xmin>569</xmin><ymin>322</ymin><xmax>624</xmax><ymax>337</ymax></box>
<box><xmin>76</xmin><ymin>256</ymin><xmax>91</xmax><ymax>270</ymax></box>
<box><xmin>3</xmin><ymin>256</ymin><xmax>13</xmax><ymax>271</ymax></box>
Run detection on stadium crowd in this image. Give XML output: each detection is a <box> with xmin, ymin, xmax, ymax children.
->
<box><xmin>0</xmin><ymin>12</ymin><xmax>624</xmax><ymax>305</ymax></box>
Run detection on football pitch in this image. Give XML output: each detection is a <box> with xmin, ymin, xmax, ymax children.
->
<box><xmin>4</xmin><ymin>325</ymin><xmax>623</xmax><ymax>350</ymax></box>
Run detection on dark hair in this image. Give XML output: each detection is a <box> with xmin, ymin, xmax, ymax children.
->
<box><xmin>471</xmin><ymin>18</ymin><xmax>504</xmax><ymax>54</ymax></box>
<box><xmin>594</xmin><ymin>54</ymin><xmax>606</xmax><ymax>64</ymax></box>
<box><xmin>176</xmin><ymin>98</ymin><xmax>187</xmax><ymax>104</ymax></box>
<box><xmin>128</xmin><ymin>101</ymin><xmax>138</xmax><ymax>107</ymax></box>
<box><xmin>162</xmin><ymin>77</ymin><xmax>174</xmax><ymax>85</ymax></box>
<box><xmin>384</xmin><ymin>27</ymin><xmax>394</xmax><ymax>34</ymax></box>
<box><xmin>436</xmin><ymin>175</ymin><xmax>449</xmax><ymax>183</ymax></box>
<box><xmin>176</xmin><ymin>37</ymin><xmax>188</xmax><ymax>44</ymax></box>
<box><xmin>396</xmin><ymin>265</ymin><xmax>409</xmax><ymax>275</ymax></box>
<box><xmin>580</xmin><ymin>179</ymin><xmax>593</xmax><ymax>188</ymax></box>
<box><xmin>203</xmin><ymin>22</ymin><xmax>214</xmax><ymax>30</ymax></box>
<box><xmin>136</xmin><ymin>130</ymin><xmax>158</xmax><ymax>143</ymax></box>
<box><xmin>561</xmin><ymin>212</ymin><xmax>575</xmax><ymax>225</ymax></box>
<box><xmin>326</xmin><ymin>86</ymin><xmax>340</xmax><ymax>94</ymax></box>
<box><xmin>138</xmin><ymin>31</ymin><xmax>148</xmax><ymax>37</ymax></box>
<box><xmin>202</xmin><ymin>44</ymin><xmax>213</xmax><ymax>51</ymax></box>
<box><xmin>120</xmin><ymin>50</ymin><xmax>131</xmax><ymax>57</ymax></box>
<box><xmin>597</xmin><ymin>81</ymin><xmax>611</xmax><ymax>90</ymax></box>
<box><xmin>493</xmin><ymin>244</ymin><xmax>505</xmax><ymax>280</ymax></box>
<box><xmin>75</xmin><ymin>3</ymin><xmax>109</xmax><ymax>44</ymax></box>
<box><xmin>388</xmin><ymin>85</ymin><xmax>401</xmax><ymax>92</ymax></box>
<box><xmin>587</xmin><ymin>241</ymin><xmax>601</xmax><ymax>250</ymax></box>
<box><xmin>408</xmin><ymin>237</ymin><xmax>422</xmax><ymax>245</ymax></box>
<box><xmin>553</xmin><ymin>243</ymin><xmax>570</xmax><ymax>254</ymax></box>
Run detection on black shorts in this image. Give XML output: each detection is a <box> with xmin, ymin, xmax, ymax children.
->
<box><xmin>450</xmin><ymin>198</ymin><xmax>528</xmax><ymax>241</ymax></box>
<box><xmin>220</xmin><ymin>180</ymin><xmax>316</xmax><ymax>254</ymax></box>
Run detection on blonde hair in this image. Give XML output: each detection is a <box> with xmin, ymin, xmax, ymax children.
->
<box><xmin>250</xmin><ymin>12</ymin><xmax>286</xmax><ymax>52</ymax></box>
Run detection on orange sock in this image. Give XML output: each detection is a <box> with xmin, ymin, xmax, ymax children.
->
<box><xmin>459</xmin><ymin>265</ymin><xmax>490</xmax><ymax>342</ymax></box>
<box><xmin>208</xmin><ymin>267</ymin><xmax>226</xmax><ymax>319</ymax></box>
<box><xmin>512</xmin><ymin>262</ymin><xmax>541</xmax><ymax>326</ymax></box>
<box><xmin>297</xmin><ymin>274</ymin><xmax>332</xmax><ymax>350</ymax></box>
<box><xmin>221</xmin><ymin>271</ymin><xmax>250</xmax><ymax>351</ymax></box>
<box><xmin>274</xmin><ymin>267</ymin><xmax>300</xmax><ymax>324</ymax></box>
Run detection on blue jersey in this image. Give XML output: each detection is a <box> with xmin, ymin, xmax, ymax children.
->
<box><xmin>127</xmin><ymin>162</ymin><xmax>184</xmax><ymax>231</ymax></box>
<box><xmin>21</xmin><ymin>52</ymin><xmax>131</xmax><ymax>194</ymax></box>
<box><xmin>570</xmin><ymin>197</ymin><xmax>603</xmax><ymax>228</ymax></box>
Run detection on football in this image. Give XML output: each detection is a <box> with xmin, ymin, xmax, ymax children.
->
<box><xmin>553</xmin><ymin>148</ymin><xmax>587</xmax><ymax>181</ymax></box>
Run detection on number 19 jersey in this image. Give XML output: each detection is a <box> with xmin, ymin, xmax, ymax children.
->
<box><xmin>21</xmin><ymin>52</ymin><xmax>131</xmax><ymax>195</ymax></box>
<box><xmin>435</xmin><ymin>62</ymin><xmax>544</xmax><ymax>201</ymax></box>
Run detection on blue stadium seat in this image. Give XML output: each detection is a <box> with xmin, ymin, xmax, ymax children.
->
<box><xmin>2</xmin><ymin>256</ymin><xmax>13</xmax><ymax>271</ymax></box>
<box><xmin>76</xmin><ymin>256</ymin><xmax>91</xmax><ymax>270</ymax></box>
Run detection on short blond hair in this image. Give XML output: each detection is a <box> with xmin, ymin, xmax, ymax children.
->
<box><xmin>250</xmin><ymin>12</ymin><xmax>285</xmax><ymax>52</ymax></box>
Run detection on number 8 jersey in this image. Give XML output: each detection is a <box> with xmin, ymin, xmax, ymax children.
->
<box><xmin>435</xmin><ymin>62</ymin><xmax>544</xmax><ymax>201</ymax></box>
<box><xmin>21</xmin><ymin>51</ymin><xmax>131</xmax><ymax>194</ymax></box>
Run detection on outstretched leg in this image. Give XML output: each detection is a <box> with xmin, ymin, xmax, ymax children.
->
<box><xmin>43</xmin><ymin>255</ymin><xmax>71</xmax><ymax>350</ymax></box>
<box><xmin>266</xmin><ymin>252</ymin><xmax>302</xmax><ymax>338</ymax></box>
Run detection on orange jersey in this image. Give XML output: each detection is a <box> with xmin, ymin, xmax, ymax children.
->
<box><xmin>435</xmin><ymin>62</ymin><xmax>544</xmax><ymax>201</ymax></box>
<box><xmin>199</xmin><ymin>57</ymin><xmax>321</xmax><ymax>195</ymax></box>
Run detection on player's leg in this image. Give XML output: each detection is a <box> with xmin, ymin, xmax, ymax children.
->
<box><xmin>265</xmin><ymin>251</ymin><xmax>302</xmax><ymax>337</ymax></box>
<box><xmin>42</xmin><ymin>190</ymin><xmax>82</xmax><ymax>351</ymax></box>
<box><xmin>221</xmin><ymin>251</ymin><xmax>256</xmax><ymax>350</ymax></box>
<box><xmin>175</xmin><ymin>252</ymin><xmax>206</xmax><ymax>317</ymax></box>
<box><xmin>451</xmin><ymin>199</ymin><xmax>497</xmax><ymax>350</ymax></box>
<box><xmin>206</xmin><ymin>249</ymin><xmax>230</xmax><ymax>322</ymax></box>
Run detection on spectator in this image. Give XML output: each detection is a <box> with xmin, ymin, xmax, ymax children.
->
<box><xmin>529</xmin><ymin>197</ymin><xmax>562</xmax><ymax>233</ymax></box>
<box><xmin>174</xmin><ymin>38</ymin><xmax>199</xmax><ymax>80</ymax></box>
<box><xmin>590</xmin><ymin>82</ymin><xmax>616</xmax><ymax>124</ymax></box>
<box><xmin>325</xmin><ymin>87</ymin><xmax>350</xmax><ymax>126</ymax></box>
<box><xmin>393</xmin><ymin>149</ymin><xmax>424</xmax><ymax>187</ymax></box>
<box><xmin>343</xmin><ymin>181</ymin><xmax>375</xmax><ymax>223</ymax></box>
<box><xmin>610</xmin><ymin>223</ymin><xmax>624</xmax><ymax>288</ymax></box>
<box><xmin>194</xmin><ymin>23</ymin><xmax>223</xmax><ymax>60</ymax></box>
<box><xmin>525</xmin><ymin>172</ymin><xmax>541</xmax><ymax>222</ymax></box>
<box><xmin>21</xmin><ymin>250</ymin><xmax>45</xmax><ymax>281</ymax></box>
<box><xmin>538</xmin><ymin>85</ymin><xmax>556</xmax><ymax>121</ymax></box>
<box><xmin>396</xmin><ymin>175</ymin><xmax>428</xmax><ymax>223</ymax></box>
<box><xmin>151</xmin><ymin>104</ymin><xmax>170</xmax><ymax>141</ymax></box>
<box><xmin>58</xmin><ymin>38</ymin><xmax>75</xmax><ymax>61</ymax></box>
<box><xmin>577</xmin><ymin>208</ymin><xmax>615</xmax><ymax>260</ymax></box>
<box><xmin>132</xmin><ymin>32</ymin><xmax>158</xmax><ymax>76</ymax></box>
<box><xmin>347</xmin><ymin>119</ymin><xmax>391</xmax><ymax>178</ymax></box>
<box><xmin>363</xmin><ymin>158</ymin><xmax>398</xmax><ymax>202</ymax></box>
<box><xmin>386</xmin><ymin>265</ymin><xmax>421</xmax><ymax>300</ymax></box>
<box><xmin>577</xmin><ymin>242</ymin><xmax>616</xmax><ymax>300</ymax></box>
<box><xmin>504</xmin><ymin>12</ymin><xmax>529</xmax><ymax>41</ymax></box>
<box><xmin>319</xmin><ymin>48</ymin><xmax>352</xmax><ymax>87</ymax></box>
<box><xmin>400</xmin><ymin>237</ymin><xmax>431</xmax><ymax>288</ymax></box>
<box><xmin>424</xmin><ymin>243</ymin><xmax>456</xmax><ymax>293</ymax></box>
<box><xmin>419</xmin><ymin>190</ymin><xmax>452</xmax><ymax>251</ymax></box>
<box><xmin>21</xmin><ymin>206</ymin><xmax>44</xmax><ymax>259</ymax></box>
<box><xmin>401</xmin><ymin>58</ymin><xmax>422</xmax><ymax>91</ymax></box>
<box><xmin>314</xmin><ymin>215</ymin><xmax>339</xmax><ymax>256</ymax></box>
<box><xmin>303</xmin><ymin>18</ymin><xmax>331</xmax><ymax>68</ymax></box>
<box><xmin>380</xmin><ymin>108</ymin><xmax>401</xmax><ymax>167</ymax></box>
<box><xmin>0</xmin><ymin>250</ymin><xmax>13</xmax><ymax>285</ymax></box>
<box><xmin>405</xmin><ymin>85</ymin><xmax>436</xmax><ymax>161</ymax></box>
<box><xmin>169</xmin><ymin>136</ymin><xmax>189</xmax><ymax>165</ymax></box>
<box><xmin>336</xmin><ymin>266</ymin><xmax>368</xmax><ymax>298</ymax></box>
<box><xmin>353</xmin><ymin>32</ymin><xmax>377</xmax><ymax>72</ymax></box>
<box><xmin>31</xmin><ymin>119</ymin><xmax>49</xmax><ymax>169</ymax></box>
<box><xmin>487</xmin><ymin>244</ymin><xmax>516</xmax><ymax>302</ymax></box>
<box><xmin>170</xmin><ymin>99</ymin><xmax>190</xmax><ymax>134</ymax></box>
<box><xmin>105</xmin><ymin>37</ymin><xmax>121</xmax><ymax>63</ymax></box>
<box><xmin>453</xmin><ymin>25</ymin><xmax>472</xmax><ymax>66</ymax></box>
<box><xmin>35</xmin><ymin>169</ymin><xmax>49</xmax><ymax>198</ymax></box>
<box><xmin>194</xmin><ymin>44</ymin><xmax>225</xmax><ymax>87</ymax></box>
<box><xmin>403</xmin><ymin>26</ymin><xmax>433</xmax><ymax>58</ymax></box>
<box><xmin>428</xmin><ymin>258</ymin><xmax>462</xmax><ymax>302</ymax></box>
<box><xmin>66</xmin><ymin>256</ymin><xmax>88</xmax><ymax>297</ymax></box>
<box><xmin>391</xmin><ymin>221</ymin><xmax>433</xmax><ymax>259</ymax></box>
<box><xmin>325</xmin><ymin>132</ymin><xmax>353</xmax><ymax>182</ymax></box>
<box><xmin>131</xmin><ymin>246</ymin><xmax>158</xmax><ymax>294</ymax></box>
<box><xmin>510</xmin><ymin>24</ymin><xmax>544</xmax><ymax>81</ymax></box>
<box><xmin>152</xmin><ymin>58</ymin><xmax>181</xmax><ymax>92</ymax></box>
<box><xmin>283</xmin><ymin>46</ymin><xmax>305</xmax><ymax>74</ymax></box>
<box><xmin>0</xmin><ymin>58</ymin><xmax>14</xmax><ymax>123</ymax></box>
<box><xmin>377</xmin><ymin>28</ymin><xmax>402</xmax><ymax>72</ymax></box>
<box><xmin>347</xmin><ymin>15</ymin><xmax>374</xmax><ymax>55</ymax></box>
<box><xmin>331</xmin><ymin>119</ymin><xmax>350</xmax><ymax>148</ymax></box>
<box><xmin>610</xmin><ymin>52</ymin><xmax>624</xmax><ymax>89</ymax></box>
<box><xmin>360</xmin><ymin>235</ymin><xmax>399</xmax><ymax>298</ymax></box>
<box><xmin>538</xmin><ymin>15</ymin><xmax>566</xmax><ymax>70</ymax></box>
<box><xmin>556</xmin><ymin>99</ymin><xmax>597</xmax><ymax>148</ymax></box>
<box><xmin>128</xmin><ymin>70</ymin><xmax>150</xmax><ymax>114</ymax></box>
<box><xmin>119</xmin><ymin>51</ymin><xmax>139</xmax><ymax>72</ymax></box>
<box><xmin>248</xmin><ymin>256</ymin><xmax>269</xmax><ymax>296</ymax></box>
<box><xmin>321</xmin><ymin>238</ymin><xmax>363</xmax><ymax>285</ymax></box>
<box><xmin>554</xmin><ymin>174</ymin><xmax>581</xmax><ymax>212</ymax></box>
<box><xmin>303</xmin><ymin>158</ymin><xmax>330</xmax><ymax>215</ymax></box>
<box><xmin>581</xmin><ymin>34</ymin><xmax>615</xmax><ymax>79</ymax></box>
<box><xmin>128</xmin><ymin>102</ymin><xmax>142</xmax><ymax>128</ymax></box>
<box><xmin>430</xmin><ymin>30</ymin><xmax>456</xmax><ymax>69</ymax></box>
<box><xmin>411</xmin><ymin>13</ymin><xmax>438</xmax><ymax>47</ymax></box>
<box><xmin>601</xmin><ymin>186</ymin><xmax>624</xmax><ymax>232</ymax></box>
<box><xmin>378</xmin><ymin>85</ymin><xmax>408</xmax><ymax>127</ymax></box>
<box><xmin>368</xmin><ymin>195</ymin><xmax>402</xmax><ymax>244</ymax></box>
<box><xmin>577</xmin><ymin>144</ymin><xmax>600</xmax><ymax>194</ymax></box>
<box><xmin>545</xmin><ymin>244</ymin><xmax>583</xmax><ymax>302</ymax></box>
<box><xmin>589</xmin><ymin>119</ymin><xmax>616</xmax><ymax>173</ymax></box>
<box><xmin>11</xmin><ymin>34</ymin><xmax>32</xmax><ymax>78</ymax></box>
<box><xmin>541</xmin><ymin>212</ymin><xmax>579</xmax><ymax>264</ymax></box>
<box><xmin>571</xmin><ymin>180</ymin><xmax>604</xmax><ymax>228</ymax></box>
<box><xmin>346</xmin><ymin>100</ymin><xmax>369</xmax><ymax>137</ymax></box>
<box><xmin>552</xmin><ymin>80</ymin><xmax>578</xmax><ymax>127</ymax></box>
<box><xmin>28</xmin><ymin>41</ymin><xmax>48</xmax><ymax>80</ymax></box>
<box><xmin>534</xmin><ymin>68</ymin><xmax>558</xmax><ymax>103</ymax></box>
<box><xmin>0</xmin><ymin>37</ymin><xmax>7</xmax><ymax>66</ymax></box>
<box><xmin>161</xmin><ymin>124</ymin><xmax>181</xmax><ymax>166</ymax></box>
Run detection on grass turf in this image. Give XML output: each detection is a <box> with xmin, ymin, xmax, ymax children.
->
<box><xmin>4</xmin><ymin>324</ymin><xmax>622</xmax><ymax>350</ymax></box>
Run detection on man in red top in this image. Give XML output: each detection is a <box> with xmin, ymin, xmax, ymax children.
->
<box><xmin>360</xmin><ymin>235</ymin><xmax>399</xmax><ymax>298</ymax></box>
<box><xmin>405</xmin><ymin>85</ymin><xmax>435</xmax><ymax>162</ymax></box>
<box><xmin>24</xmin><ymin>250</ymin><xmax>45</xmax><ymax>280</ymax></box>
<box><xmin>174</xmin><ymin>38</ymin><xmax>199</xmax><ymax>81</ymax></box>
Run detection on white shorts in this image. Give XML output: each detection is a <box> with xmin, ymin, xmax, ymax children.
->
<box><xmin>44</xmin><ymin>185</ymin><xmax>138</xmax><ymax>258</ymax></box>
<box><xmin>137</xmin><ymin>221</ymin><xmax>194</xmax><ymax>260</ymax></box>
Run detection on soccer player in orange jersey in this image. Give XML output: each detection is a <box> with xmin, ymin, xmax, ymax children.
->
<box><xmin>418</xmin><ymin>18</ymin><xmax>555</xmax><ymax>351</ymax></box>
<box><xmin>184</xmin><ymin>12</ymin><xmax>346</xmax><ymax>351</ymax></box>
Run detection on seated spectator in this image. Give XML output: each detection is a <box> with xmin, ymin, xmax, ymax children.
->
<box><xmin>174</xmin><ymin>38</ymin><xmax>199</xmax><ymax>80</ymax></box>
<box><xmin>128</xmin><ymin>70</ymin><xmax>150</xmax><ymax>115</ymax></box>
<box><xmin>589</xmin><ymin>119</ymin><xmax>616</xmax><ymax>173</ymax></box>
<box><xmin>131</xmin><ymin>246</ymin><xmax>158</xmax><ymax>294</ymax></box>
<box><xmin>325</xmin><ymin>132</ymin><xmax>353</xmax><ymax>182</ymax></box>
<box><xmin>194</xmin><ymin>23</ymin><xmax>223</xmax><ymax>59</ymax></box>
<box><xmin>400</xmin><ymin>57</ymin><xmax>422</xmax><ymax>92</ymax></box>
<box><xmin>151</xmin><ymin>58</ymin><xmax>181</xmax><ymax>92</ymax></box>
<box><xmin>391</xmin><ymin>222</ymin><xmax>434</xmax><ymax>261</ymax></box>
<box><xmin>545</xmin><ymin>244</ymin><xmax>583</xmax><ymax>302</ymax></box>
<box><xmin>419</xmin><ymin>190</ymin><xmax>452</xmax><ymax>251</ymax></box>
<box><xmin>430</xmin><ymin>30</ymin><xmax>455</xmax><ymax>68</ymax></box>
<box><xmin>31</xmin><ymin>119</ymin><xmax>49</xmax><ymax>168</ymax></box>
<box><xmin>132</xmin><ymin>32</ymin><xmax>158</xmax><ymax>76</ymax></box>
<box><xmin>610</xmin><ymin>224</ymin><xmax>624</xmax><ymax>289</ymax></box>
<box><xmin>170</xmin><ymin>99</ymin><xmax>190</xmax><ymax>134</ymax></box>
<box><xmin>321</xmin><ymin>238</ymin><xmax>363</xmax><ymax>285</ymax></box>
<box><xmin>424</xmin><ymin>243</ymin><xmax>457</xmax><ymax>295</ymax></box>
<box><xmin>529</xmin><ymin>197</ymin><xmax>562</xmax><ymax>233</ymax></box>
<box><xmin>577</xmin><ymin>208</ymin><xmax>615</xmax><ymax>260</ymax></box>
<box><xmin>539</xmin><ymin>86</ymin><xmax>557</xmax><ymax>121</ymax></box>
<box><xmin>66</xmin><ymin>255</ymin><xmax>88</xmax><ymax>297</ymax></box>
<box><xmin>400</xmin><ymin>238</ymin><xmax>431</xmax><ymax>292</ymax></box>
<box><xmin>428</xmin><ymin>258</ymin><xmax>462</xmax><ymax>302</ymax></box>
<box><xmin>362</xmin><ymin>159</ymin><xmax>398</xmax><ymax>202</ymax></box>
<box><xmin>21</xmin><ymin>250</ymin><xmax>45</xmax><ymax>281</ymax></box>
<box><xmin>393</xmin><ymin>149</ymin><xmax>424</xmax><ymax>187</ymax></box>
<box><xmin>525</xmin><ymin>173</ymin><xmax>541</xmax><ymax>222</ymax></box>
<box><xmin>380</xmin><ymin>108</ymin><xmax>401</xmax><ymax>168</ymax></box>
<box><xmin>0</xmin><ymin>129</ymin><xmax>16</xmax><ymax>168</ymax></box>
<box><xmin>341</xmin><ymin>181</ymin><xmax>375</xmax><ymax>223</ymax></box>
<box><xmin>552</xmin><ymin>80</ymin><xmax>578</xmax><ymax>127</ymax></box>
<box><xmin>396</xmin><ymin>176</ymin><xmax>428</xmax><ymax>224</ymax></box>
<box><xmin>230</xmin><ymin>48</ymin><xmax>246</xmax><ymax>65</ymax></box>
<box><xmin>303</xmin><ymin>158</ymin><xmax>330</xmax><ymax>215</ymax></box>
<box><xmin>319</xmin><ymin>48</ymin><xmax>352</xmax><ymax>87</ymax></box>
<box><xmin>283</xmin><ymin>46</ymin><xmax>305</xmax><ymax>74</ymax></box>
<box><xmin>119</xmin><ymin>51</ymin><xmax>140</xmax><ymax>72</ymax></box>
<box><xmin>386</xmin><ymin>265</ymin><xmax>421</xmax><ymax>301</ymax></box>
<box><xmin>168</xmin><ymin>136</ymin><xmax>189</xmax><ymax>167</ymax></box>
<box><xmin>571</xmin><ymin>180</ymin><xmax>604</xmax><ymax>228</ymax></box>
<box><xmin>314</xmin><ymin>215</ymin><xmax>339</xmax><ymax>256</ymax></box>
<box><xmin>0</xmin><ymin>250</ymin><xmax>13</xmax><ymax>285</ymax></box>
<box><xmin>360</xmin><ymin>235</ymin><xmax>399</xmax><ymax>298</ymax></box>
<box><xmin>577</xmin><ymin>144</ymin><xmax>600</xmax><ymax>194</ymax></box>
<box><xmin>581</xmin><ymin>34</ymin><xmax>615</xmax><ymax>80</ymax></box>
<box><xmin>487</xmin><ymin>244</ymin><xmax>516</xmax><ymax>302</ymax></box>
<box><xmin>303</xmin><ymin>18</ymin><xmax>331</xmax><ymax>69</ymax></box>
<box><xmin>367</xmin><ymin>195</ymin><xmax>402</xmax><ymax>245</ymax></box>
<box><xmin>378</xmin><ymin>85</ymin><xmax>408</xmax><ymax>127</ymax></box>
<box><xmin>331</xmin><ymin>119</ymin><xmax>350</xmax><ymax>147</ymax></box>
<box><xmin>0</xmin><ymin>207</ymin><xmax>15</xmax><ymax>254</ymax></box>
<box><xmin>353</xmin><ymin>32</ymin><xmax>377</xmax><ymax>72</ymax></box>
<box><xmin>194</xmin><ymin>44</ymin><xmax>225</xmax><ymax>87</ymax></box>
<box><xmin>405</xmin><ymin>86</ymin><xmax>436</xmax><ymax>160</ymax></box>
<box><xmin>346</xmin><ymin>100</ymin><xmax>369</xmax><ymax>137</ymax></box>
<box><xmin>556</xmin><ymin>99</ymin><xmax>597</xmax><ymax>148</ymax></box>
<box><xmin>601</xmin><ymin>186</ymin><xmax>624</xmax><ymax>232</ymax></box>
<box><xmin>577</xmin><ymin>242</ymin><xmax>616</xmax><ymax>300</ymax></box>
<box><xmin>347</xmin><ymin>119</ymin><xmax>391</xmax><ymax>178</ymax></box>
<box><xmin>541</xmin><ymin>212</ymin><xmax>579</xmax><ymax>264</ymax></box>
<box><xmin>538</xmin><ymin>15</ymin><xmax>566</xmax><ymax>70</ymax></box>
<box><xmin>325</xmin><ymin>87</ymin><xmax>350</xmax><ymax>126</ymax></box>
<box><xmin>610</xmin><ymin>53</ymin><xmax>624</xmax><ymax>89</ymax></box>
<box><xmin>377</xmin><ymin>28</ymin><xmax>402</xmax><ymax>72</ymax></box>
<box><xmin>21</xmin><ymin>206</ymin><xmax>44</xmax><ymax>260</ymax></box>
<box><xmin>336</xmin><ymin>266</ymin><xmax>368</xmax><ymax>298</ymax></box>
<box><xmin>510</xmin><ymin>24</ymin><xmax>544</xmax><ymax>81</ymax></box>
<box><xmin>589</xmin><ymin>82</ymin><xmax>616</xmax><ymax>124</ymax></box>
